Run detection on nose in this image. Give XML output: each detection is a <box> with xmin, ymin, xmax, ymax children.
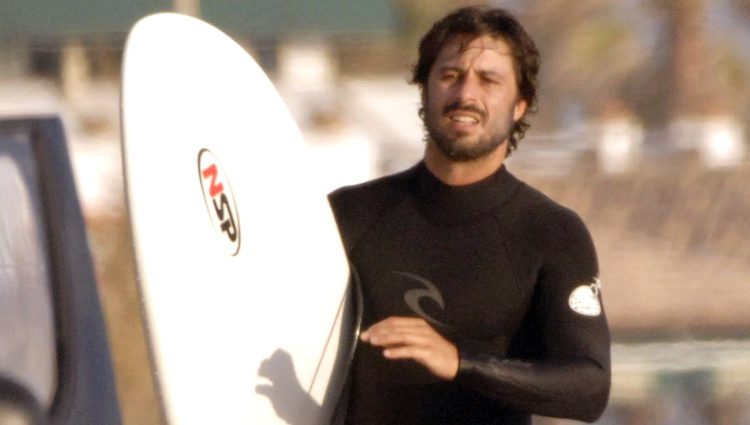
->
<box><xmin>455</xmin><ymin>74</ymin><xmax>480</xmax><ymax>103</ymax></box>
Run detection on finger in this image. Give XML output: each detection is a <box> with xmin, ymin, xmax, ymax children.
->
<box><xmin>363</xmin><ymin>317</ymin><xmax>430</xmax><ymax>333</ymax></box>
<box><xmin>367</xmin><ymin>330</ymin><xmax>433</xmax><ymax>348</ymax></box>
<box><xmin>362</xmin><ymin>318</ymin><xmax>434</xmax><ymax>339</ymax></box>
<box><xmin>383</xmin><ymin>345</ymin><xmax>459</xmax><ymax>381</ymax></box>
<box><xmin>382</xmin><ymin>346</ymin><xmax>434</xmax><ymax>364</ymax></box>
<box><xmin>363</xmin><ymin>327</ymin><xmax>434</xmax><ymax>347</ymax></box>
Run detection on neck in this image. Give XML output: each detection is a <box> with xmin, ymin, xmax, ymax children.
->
<box><xmin>423</xmin><ymin>142</ymin><xmax>507</xmax><ymax>186</ymax></box>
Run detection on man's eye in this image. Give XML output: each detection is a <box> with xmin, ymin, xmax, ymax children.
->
<box><xmin>441</xmin><ymin>72</ymin><xmax>459</xmax><ymax>81</ymax></box>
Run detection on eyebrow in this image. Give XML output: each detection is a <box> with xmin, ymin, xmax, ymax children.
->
<box><xmin>437</xmin><ymin>65</ymin><xmax>508</xmax><ymax>79</ymax></box>
<box><xmin>437</xmin><ymin>65</ymin><xmax>463</xmax><ymax>73</ymax></box>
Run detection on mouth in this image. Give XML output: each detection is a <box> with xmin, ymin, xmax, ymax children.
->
<box><xmin>448</xmin><ymin>113</ymin><xmax>480</xmax><ymax>124</ymax></box>
<box><xmin>443</xmin><ymin>103</ymin><xmax>485</xmax><ymax>127</ymax></box>
<box><xmin>445</xmin><ymin>110</ymin><xmax>483</xmax><ymax>132</ymax></box>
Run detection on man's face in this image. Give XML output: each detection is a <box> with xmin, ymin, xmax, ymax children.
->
<box><xmin>422</xmin><ymin>35</ymin><xmax>527</xmax><ymax>162</ymax></box>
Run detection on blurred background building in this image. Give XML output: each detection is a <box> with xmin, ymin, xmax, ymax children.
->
<box><xmin>1</xmin><ymin>0</ymin><xmax>749</xmax><ymax>424</ymax></box>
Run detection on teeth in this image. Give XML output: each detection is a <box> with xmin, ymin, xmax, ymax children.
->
<box><xmin>451</xmin><ymin>115</ymin><xmax>478</xmax><ymax>123</ymax></box>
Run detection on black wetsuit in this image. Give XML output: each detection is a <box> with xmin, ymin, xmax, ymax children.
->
<box><xmin>328</xmin><ymin>162</ymin><xmax>610</xmax><ymax>425</ymax></box>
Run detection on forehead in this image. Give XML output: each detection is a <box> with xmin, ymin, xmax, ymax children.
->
<box><xmin>434</xmin><ymin>34</ymin><xmax>514</xmax><ymax>68</ymax></box>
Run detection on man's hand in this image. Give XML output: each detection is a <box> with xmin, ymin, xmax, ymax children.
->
<box><xmin>360</xmin><ymin>317</ymin><xmax>459</xmax><ymax>380</ymax></box>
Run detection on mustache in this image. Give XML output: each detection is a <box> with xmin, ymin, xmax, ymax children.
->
<box><xmin>443</xmin><ymin>102</ymin><xmax>486</xmax><ymax>119</ymax></box>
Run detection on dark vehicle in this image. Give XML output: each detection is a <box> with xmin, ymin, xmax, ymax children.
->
<box><xmin>0</xmin><ymin>117</ymin><xmax>121</xmax><ymax>425</ymax></box>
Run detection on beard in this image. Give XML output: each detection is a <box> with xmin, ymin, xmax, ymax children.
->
<box><xmin>423</xmin><ymin>100</ymin><xmax>514</xmax><ymax>162</ymax></box>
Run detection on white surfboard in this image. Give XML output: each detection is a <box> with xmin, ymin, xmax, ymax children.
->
<box><xmin>120</xmin><ymin>13</ymin><xmax>353</xmax><ymax>424</ymax></box>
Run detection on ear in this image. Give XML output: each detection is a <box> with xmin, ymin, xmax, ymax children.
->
<box><xmin>418</xmin><ymin>85</ymin><xmax>428</xmax><ymax>120</ymax></box>
<box><xmin>513</xmin><ymin>98</ymin><xmax>528</xmax><ymax>122</ymax></box>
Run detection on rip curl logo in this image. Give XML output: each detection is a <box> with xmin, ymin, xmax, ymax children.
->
<box><xmin>198</xmin><ymin>149</ymin><xmax>241</xmax><ymax>256</ymax></box>
<box><xmin>395</xmin><ymin>271</ymin><xmax>452</xmax><ymax>328</ymax></box>
<box><xmin>568</xmin><ymin>277</ymin><xmax>602</xmax><ymax>317</ymax></box>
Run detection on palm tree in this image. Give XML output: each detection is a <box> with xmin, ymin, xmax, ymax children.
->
<box><xmin>657</xmin><ymin>0</ymin><xmax>723</xmax><ymax>117</ymax></box>
<box><xmin>654</xmin><ymin>0</ymin><xmax>747</xmax><ymax>166</ymax></box>
<box><xmin>523</xmin><ymin>0</ymin><xmax>747</xmax><ymax>155</ymax></box>
<box><xmin>523</xmin><ymin>0</ymin><xmax>645</xmax><ymax>128</ymax></box>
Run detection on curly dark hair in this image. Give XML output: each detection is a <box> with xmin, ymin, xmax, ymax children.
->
<box><xmin>412</xmin><ymin>6</ymin><xmax>540</xmax><ymax>153</ymax></box>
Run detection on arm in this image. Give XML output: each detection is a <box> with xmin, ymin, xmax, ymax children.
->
<box><xmin>456</xmin><ymin>209</ymin><xmax>610</xmax><ymax>422</ymax></box>
<box><xmin>363</xmin><ymin>313</ymin><xmax>609</xmax><ymax>423</ymax></box>
<box><xmin>456</xmin><ymin>351</ymin><xmax>609</xmax><ymax>422</ymax></box>
<box><xmin>362</xmin><ymin>209</ymin><xmax>610</xmax><ymax>422</ymax></box>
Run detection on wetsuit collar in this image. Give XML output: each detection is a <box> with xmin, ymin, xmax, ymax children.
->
<box><xmin>413</xmin><ymin>161</ymin><xmax>520</xmax><ymax>224</ymax></box>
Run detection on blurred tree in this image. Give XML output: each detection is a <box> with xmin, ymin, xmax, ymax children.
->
<box><xmin>392</xmin><ymin>0</ymin><xmax>748</xmax><ymax>133</ymax></box>
<box><xmin>714</xmin><ymin>0</ymin><xmax>750</xmax><ymax>118</ymax></box>
<box><xmin>656</xmin><ymin>0</ymin><xmax>723</xmax><ymax>117</ymax></box>
<box><xmin>522</xmin><ymin>0</ymin><xmax>749</xmax><ymax>129</ymax></box>
<box><xmin>648</xmin><ymin>0</ymin><xmax>749</xmax><ymax>168</ymax></box>
<box><xmin>622</xmin><ymin>0</ymin><xmax>749</xmax><ymax>127</ymax></box>
<box><xmin>523</xmin><ymin>0</ymin><xmax>645</xmax><ymax>128</ymax></box>
<box><xmin>730</xmin><ymin>0</ymin><xmax>750</xmax><ymax>20</ymax></box>
<box><xmin>390</xmin><ymin>0</ymin><xmax>487</xmax><ymax>72</ymax></box>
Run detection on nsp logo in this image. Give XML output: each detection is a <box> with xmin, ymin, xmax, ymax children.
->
<box><xmin>198</xmin><ymin>149</ymin><xmax>241</xmax><ymax>255</ymax></box>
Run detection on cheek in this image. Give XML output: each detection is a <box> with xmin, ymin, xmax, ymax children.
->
<box><xmin>488</xmin><ymin>92</ymin><xmax>524</xmax><ymax>122</ymax></box>
<box><xmin>424</xmin><ymin>88</ymin><xmax>446</xmax><ymax>116</ymax></box>
<box><xmin>426</xmin><ymin>84</ymin><xmax>447</xmax><ymax>106</ymax></box>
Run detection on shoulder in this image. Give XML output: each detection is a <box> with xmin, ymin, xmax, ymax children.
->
<box><xmin>328</xmin><ymin>164</ymin><xmax>416</xmax><ymax>212</ymax></box>
<box><xmin>504</xmin><ymin>175</ymin><xmax>599</xmax><ymax>288</ymax></box>
<box><xmin>328</xmin><ymin>164</ymin><xmax>418</xmax><ymax>252</ymax></box>
<box><xmin>505</xmin><ymin>175</ymin><xmax>592</xmax><ymax>250</ymax></box>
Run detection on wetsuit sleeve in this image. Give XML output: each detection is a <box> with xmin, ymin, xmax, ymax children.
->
<box><xmin>454</xmin><ymin>210</ymin><xmax>611</xmax><ymax>423</ymax></box>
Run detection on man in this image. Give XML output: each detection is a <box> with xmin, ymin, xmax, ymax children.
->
<box><xmin>329</xmin><ymin>6</ymin><xmax>610</xmax><ymax>424</ymax></box>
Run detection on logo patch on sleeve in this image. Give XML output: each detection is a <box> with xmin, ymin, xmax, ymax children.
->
<box><xmin>568</xmin><ymin>277</ymin><xmax>602</xmax><ymax>317</ymax></box>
